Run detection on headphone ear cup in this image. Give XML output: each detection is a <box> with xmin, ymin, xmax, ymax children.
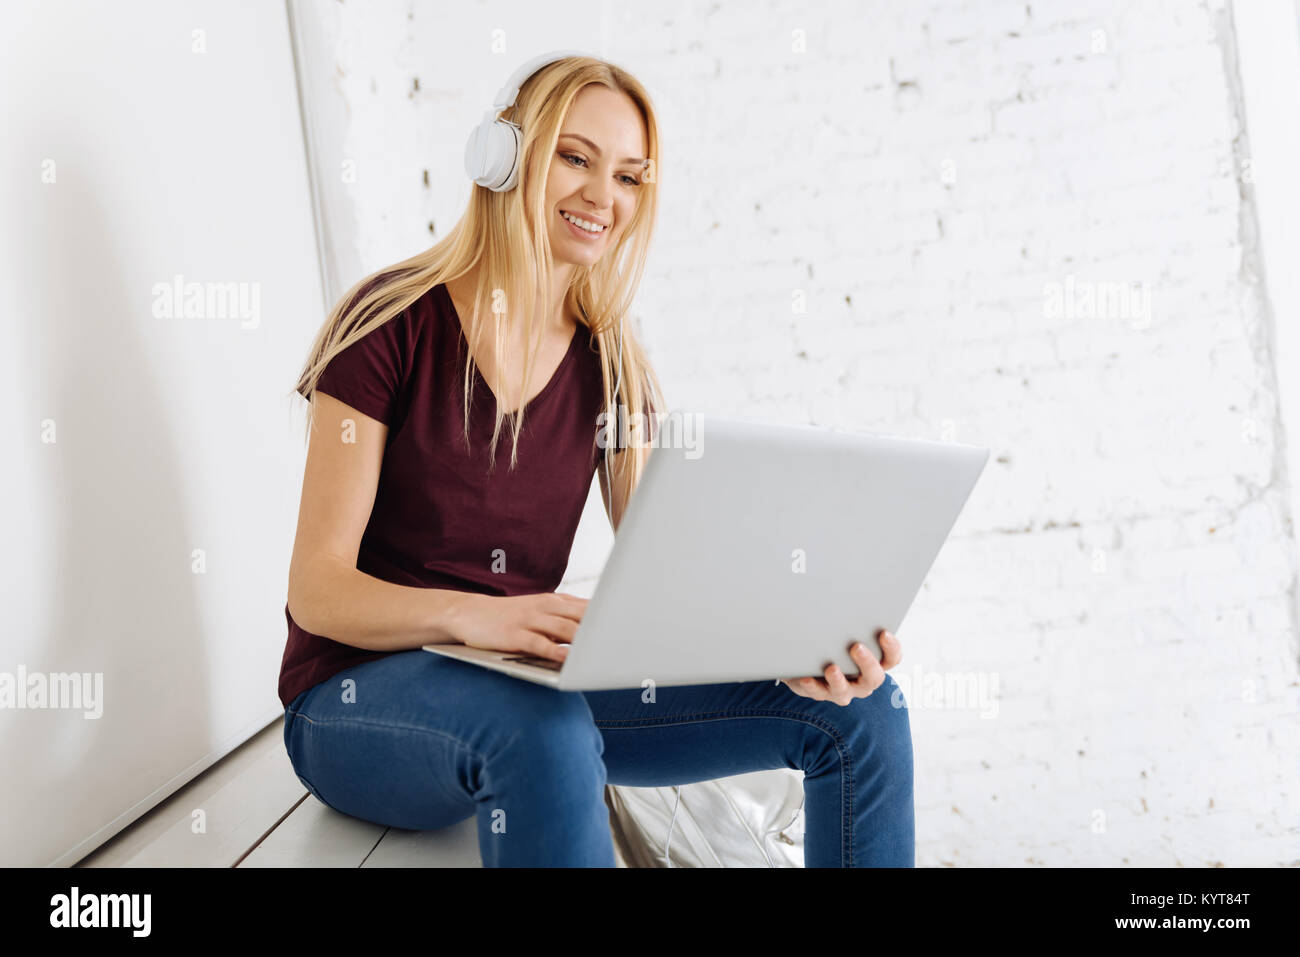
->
<box><xmin>490</xmin><ymin>120</ymin><xmax>523</xmax><ymax>191</ymax></box>
<box><xmin>464</xmin><ymin>116</ymin><xmax>522</xmax><ymax>192</ymax></box>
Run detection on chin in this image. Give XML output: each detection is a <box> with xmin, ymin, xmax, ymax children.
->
<box><xmin>553</xmin><ymin>241</ymin><xmax>605</xmax><ymax>266</ymax></box>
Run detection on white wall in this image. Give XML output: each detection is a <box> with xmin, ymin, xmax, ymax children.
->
<box><xmin>286</xmin><ymin>0</ymin><xmax>1300</xmax><ymax>866</ymax></box>
<box><xmin>0</xmin><ymin>1</ymin><xmax>323</xmax><ymax>866</ymax></box>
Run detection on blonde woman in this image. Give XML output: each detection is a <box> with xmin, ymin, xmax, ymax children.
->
<box><xmin>278</xmin><ymin>53</ymin><xmax>913</xmax><ymax>867</ymax></box>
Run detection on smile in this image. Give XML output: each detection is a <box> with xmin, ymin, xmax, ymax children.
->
<box><xmin>560</xmin><ymin>209</ymin><xmax>607</xmax><ymax>238</ymax></box>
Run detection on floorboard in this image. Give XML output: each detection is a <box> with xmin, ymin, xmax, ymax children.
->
<box><xmin>75</xmin><ymin>719</ymin><xmax>297</xmax><ymax>867</ymax></box>
<box><xmin>362</xmin><ymin>817</ymin><xmax>483</xmax><ymax>868</ymax></box>
<box><xmin>239</xmin><ymin>797</ymin><xmax>386</xmax><ymax>867</ymax></box>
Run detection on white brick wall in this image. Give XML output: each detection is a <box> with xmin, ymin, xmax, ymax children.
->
<box><xmin>291</xmin><ymin>0</ymin><xmax>1299</xmax><ymax>866</ymax></box>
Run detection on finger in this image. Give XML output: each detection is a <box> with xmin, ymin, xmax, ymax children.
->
<box><xmin>525</xmin><ymin>631</ymin><xmax>570</xmax><ymax>662</ymax></box>
<box><xmin>823</xmin><ymin>664</ymin><xmax>854</xmax><ymax>705</ymax></box>
<box><xmin>806</xmin><ymin>677</ymin><xmax>833</xmax><ymax>700</ymax></box>
<box><xmin>843</xmin><ymin>644</ymin><xmax>882</xmax><ymax>695</ymax></box>
<box><xmin>793</xmin><ymin>676</ymin><xmax>831</xmax><ymax>700</ymax></box>
<box><xmin>779</xmin><ymin>679</ymin><xmax>809</xmax><ymax>698</ymax></box>
<box><xmin>849</xmin><ymin>641</ymin><xmax>876</xmax><ymax>677</ymax></box>
<box><xmin>849</xmin><ymin>642</ymin><xmax>885</xmax><ymax>689</ymax></box>
<box><xmin>861</xmin><ymin>643</ymin><xmax>887</xmax><ymax>691</ymax></box>
<box><xmin>548</xmin><ymin>594</ymin><xmax>589</xmax><ymax>621</ymax></box>
<box><xmin>537</xmin><ymin>614</ymin><xmax>578</xmax><ymax>643</ymax></box>
<box><xmin>877</xmin><ymin>630</ymin><xmax>902</xmax><ymax>670</ymax></box>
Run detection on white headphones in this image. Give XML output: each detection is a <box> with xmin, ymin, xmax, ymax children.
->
<box><xmin>463</xmin><ymin>49</ymin><xmax>590</xmax><ymax>192</ymax></box>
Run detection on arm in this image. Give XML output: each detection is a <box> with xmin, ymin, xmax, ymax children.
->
<box><xmin>286</xmin><ymin>390</ymin><xmax>471</xmax><ymax>650</ymax></box>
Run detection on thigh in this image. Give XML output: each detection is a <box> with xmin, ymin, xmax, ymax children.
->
<box><xmin>283</xmin><ymin>649</ymin><xmax>599</xmax><ymax>831</ymax></box>
<box><xmin>583</xmin><ymin>673</ymin><xmax>910</xmax><ymax>786</ymax></box>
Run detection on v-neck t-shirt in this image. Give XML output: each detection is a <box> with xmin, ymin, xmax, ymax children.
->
<box><xmin>277</xmin><ymin>280</ymin><xmax>606</xmax><ymax>709</ymax></box>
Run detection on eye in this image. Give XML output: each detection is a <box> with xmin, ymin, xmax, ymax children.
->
<box><xmin>560</xmin><ymin>152</ymin><xmax>643</xmax><ymax>187</ymax></box>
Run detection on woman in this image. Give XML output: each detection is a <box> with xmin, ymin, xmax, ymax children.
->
<box><xmin>278</xmin><ymin>53</ymin><xmax>914</xmax><ymax>867</ymax></box>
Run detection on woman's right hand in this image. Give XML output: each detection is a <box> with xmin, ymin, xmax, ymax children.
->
<box><xmin>449</xmin><ymin>592</ymin><xmax>588</xmax><ymax>663</ymax></box>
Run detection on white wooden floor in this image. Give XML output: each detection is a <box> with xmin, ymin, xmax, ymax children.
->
<box><xmin>73</xmin><ymin>716</ymin><xmax>627</xmax><ymax>868</ymax></box>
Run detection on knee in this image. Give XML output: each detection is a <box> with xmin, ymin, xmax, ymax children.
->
<box><xmin>868</xmin><ymin>672</ymin><xmax>911</xmax><ymax>722</ymax></box>
<box><xmin>491</xmin><ymin>686</ymin><xmax>605</xmax><ymax>775</ymax></box>
<box><xmin>851</xmin><ymin>673</ymin><xmax>913</xmax><ymax>762</ymax></box>
<box><xmin>801</xmin><ymin>674</ymin><xmax>913</xmax><ymax>769</ymax></box>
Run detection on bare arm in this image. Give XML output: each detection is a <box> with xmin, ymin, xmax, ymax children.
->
<box><xmin>286</xmin><ymin>390</ymin><xmax>471</xmax><ymax>650</ymax></box>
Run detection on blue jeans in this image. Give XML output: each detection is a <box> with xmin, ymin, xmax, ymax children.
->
<box><xmin>282</xmin><ymin>649</ymin><xmax>914</xmax><ymax>867</ymax></box>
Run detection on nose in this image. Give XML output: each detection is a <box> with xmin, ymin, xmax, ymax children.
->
<box><xmin>581</xmin><ymin>176</ymin><xmax>614</xmax><ymax>214</ymax></box>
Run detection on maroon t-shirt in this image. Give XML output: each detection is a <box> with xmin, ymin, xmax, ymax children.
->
<box><xmin>277</xmin><ymin>280</ymin><xmax>607</xmax><ymax>709</ymax></box>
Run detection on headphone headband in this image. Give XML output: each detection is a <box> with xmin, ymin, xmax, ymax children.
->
<box><xmin>491</xmin><ymin>49</ymin><xmax>587</xmax><ymax>111</ymax></box>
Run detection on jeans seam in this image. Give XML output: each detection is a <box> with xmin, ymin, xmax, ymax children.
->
<box><xmin>591</xmin><ymin>707</ymin><xmax>855</xmax><ymax>866</ymax></box>
<box><xmin>285</xmin><ymin>708</ymin><xmax>489</xmax><ymax>765</ymax></box>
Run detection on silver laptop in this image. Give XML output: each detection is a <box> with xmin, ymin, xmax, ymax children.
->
<box><xmin>424</xmin><ymin>410</ymin><xmax>989</xmax><ymax>691</ymax></box>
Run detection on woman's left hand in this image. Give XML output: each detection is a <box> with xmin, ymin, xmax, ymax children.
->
<box><xmin>780</xmin><ymin>630</ymin><xmax>901</xmax><ymax>706</ymax></box>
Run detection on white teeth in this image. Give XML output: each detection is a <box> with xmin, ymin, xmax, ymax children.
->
<box><xmin>561</xmin><ymin>210</ymin><xmax>605</xmax><ymax>233</ymax></box>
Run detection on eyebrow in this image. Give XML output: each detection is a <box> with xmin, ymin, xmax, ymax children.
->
<box><xmin>559</xmin><ymin>133</ymin><xmax>647</xmax><ymax>166</ymax></box>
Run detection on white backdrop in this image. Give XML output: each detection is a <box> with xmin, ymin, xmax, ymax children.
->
<box><xmin>0</xmin><ymin>1</ymin><xmax>323</xmax><ymax>866</ymax></box>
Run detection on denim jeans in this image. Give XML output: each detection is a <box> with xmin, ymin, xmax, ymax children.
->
<box><xmin>282</xmin><ymin>649</ymin><xmax>914</xmax><ymax>867</ymax></box>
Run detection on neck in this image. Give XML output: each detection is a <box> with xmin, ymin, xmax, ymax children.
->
<box><xmin>549</xmin><ymin>262</ymin><xmax>577</xmax><ymax>332</ymax></box>
<box><xmin>450</xmin><ymin>263</ymin><xmax>577</xmax><ymax>333</ymax></box>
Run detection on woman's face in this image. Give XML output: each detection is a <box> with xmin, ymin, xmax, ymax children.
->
<box><xmin>544</xmin><ymin>84</ymin><xmax>648</xmax><ymax>268</ymax></box>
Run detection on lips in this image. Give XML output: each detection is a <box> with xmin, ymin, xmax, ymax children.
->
<box><xmin>559</xmin><ymin>209</ymin><xmax>607</xmax><ymax>240</ymax></box>
<box><xmin>560</xmin><ymin>209</ymin><xmax>608</xmax><ymax>228</ymax></box>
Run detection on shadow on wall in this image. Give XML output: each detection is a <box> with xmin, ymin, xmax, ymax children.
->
<box><xmin>2</xmin><ymin>150</ymin><xmax>210</xmax><ymax>867</ymax></box>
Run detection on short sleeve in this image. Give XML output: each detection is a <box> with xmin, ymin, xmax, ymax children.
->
<box><xmin>302</xmin><ymin>310</ymin><xmax>409</xmax><ymax>426</ymax></box>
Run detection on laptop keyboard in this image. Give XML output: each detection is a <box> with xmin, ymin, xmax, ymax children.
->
<box><xmin>501</xmin><ymin>655</ymin><xmax>564</xmax><ymax>672</ymax></box>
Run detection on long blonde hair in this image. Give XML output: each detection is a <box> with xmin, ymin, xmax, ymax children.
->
<box><xmin>293</xmin><ymin>55</ymin><xmax>665</xmax><ymax>519</ymax></box>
